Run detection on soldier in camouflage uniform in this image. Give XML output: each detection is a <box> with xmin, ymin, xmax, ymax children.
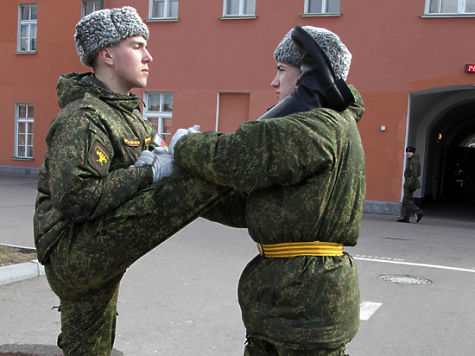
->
<box><xmin>170</xmin><ymin>26</ymin><xmax>365</xmax><ymax>355</ymax></box>
<box><xmin>398</xmin><ymin>146</ymin><xmax>424</xmax><ymax>223</ymax></box>
<box><xmin>33</xmin><ymin>7</ymin><xmax>226</xmax><ymax>355</ymax></box>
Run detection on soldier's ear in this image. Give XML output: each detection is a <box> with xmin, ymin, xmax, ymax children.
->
<box><xmin>97</xmin><ymin>47</ymin><xmax>114</xmax><ymax>67</ymax></box>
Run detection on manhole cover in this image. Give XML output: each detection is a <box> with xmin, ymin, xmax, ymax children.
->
<box><xmin>379</xmin><ymin>274</ymin><xmax>432</xmax><ymax>285</ymax></box>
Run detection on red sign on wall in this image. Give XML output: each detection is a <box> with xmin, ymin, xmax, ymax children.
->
<box><xmin>465</xmin><ymin>64</ymin><xmax>475</xmax><ymax>73</ymax></box>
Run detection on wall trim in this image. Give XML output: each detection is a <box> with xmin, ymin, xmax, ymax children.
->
<box><xmin>364</xmin><ymin>200</ymin><xmax>400</xmax><ymax>216</ymax></box>
<box><xmin>0</xmin><ymin>165</ymin><xmax>39</xmax><ymax>176</ymax></box>
<box><xmin>0</xmin><ymin>165</ymin><xmax>402</xmax><ymax>215</ymax></box>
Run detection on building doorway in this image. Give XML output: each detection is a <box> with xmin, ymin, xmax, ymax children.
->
<box><xmin>407</xmin><ymin>85</ymin><xmax>475</xmax><ymax>217</ymax></box>
<box><xmin>216</xmin><ymin>92</ymin><xmax>250</xmax><ymax>132</ymax></box>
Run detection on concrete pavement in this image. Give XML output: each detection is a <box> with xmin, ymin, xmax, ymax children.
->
<box><xmin>1</xmin><ymin>173</ymin><xmax>474</xmax><ymax>355</ymax></box>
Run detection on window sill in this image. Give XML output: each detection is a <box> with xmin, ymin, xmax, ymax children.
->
<box><xmin>147</xmin><ymin>17</ymin><xmax>179</xmax><ymax>22</ymax></box>
<box><xmin>220</xmin><ymin>15</ymin><xmax>257</xmax><ymax>20</ymax></box>
<box><xmin>12</xmin><ymin>156</ymin><xmax>34</xmax><ymax>161</ymax></box>
<box><xmin>420</xmin><ymin>13</ymin><xmax>475</xmax><ymax>18</ymax></box>
<box><xmin>16</xmin><ymin>51</ymin><xmax>37</xmax><ymax>55</ymax></box>
<box><xmin>300</xmin><ymin>12</ymin><xmax>341</xmax><ymax>17</ymax></box>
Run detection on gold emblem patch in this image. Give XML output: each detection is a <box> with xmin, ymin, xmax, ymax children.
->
<box><xmin>88</xmin><ymin>139</ymin><xmax>110</xmax><ymax>175</ymax></box>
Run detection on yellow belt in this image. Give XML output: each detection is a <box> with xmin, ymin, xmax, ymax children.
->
<box><xmin>257</xmin><ymin>241</ymin><xmax>343</xmax><ymax>258</ymax></box>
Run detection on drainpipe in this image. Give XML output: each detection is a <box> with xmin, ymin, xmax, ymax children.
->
<box><xmin>100</xmin><ymin>0</ymin><xmax>103</xmax><ymax>9</ymax></box>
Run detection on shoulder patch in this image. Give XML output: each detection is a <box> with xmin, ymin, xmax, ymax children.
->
<box><xmin>88</xmin><ymin>138</ymin><xmax>111</xmax><ymax>176</ymax></box>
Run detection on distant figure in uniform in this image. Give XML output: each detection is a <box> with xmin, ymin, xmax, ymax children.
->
<box><xmin>33</xmin><ymin>7</ymin><xmax>225</xmax><ymax>355</ymax></box>
<box><xmin>169</xmin><ymin>25</ymin><xmax>365</xmax><ymax>356</ymax></box>
<box><xmin>398</xmin><ymin>146</ymin><xmax>424</xmax><ymax>223</ymax></box>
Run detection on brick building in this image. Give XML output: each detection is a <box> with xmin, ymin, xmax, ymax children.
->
<box><xmin>1</xmin><ymin>0</ymin><xmax>475</xmax><ymax>213</ymax></box>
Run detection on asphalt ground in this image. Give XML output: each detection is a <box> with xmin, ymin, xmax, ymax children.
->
<box><xmin>1</xmin><ymin>173</ymin><xmax>474</xmax><ymax>355</ymax></box>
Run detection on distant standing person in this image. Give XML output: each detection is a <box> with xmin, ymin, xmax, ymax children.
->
<box><xmin>398</xmin><ymin>146</ymin><xmax>424</xmax><ymax>223</ymax></box>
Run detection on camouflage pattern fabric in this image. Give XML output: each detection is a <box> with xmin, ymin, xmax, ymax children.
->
<box><xmin>403</xmin><ymin>154</ymin><xmax>421</xmax><ymax>191</ymax></box>
<box><xmin>401</xmin><ymin>154</ymin><xmax>423</xmax><ymax>219</ymax></box>
<box><xmin>33</xmin><ymin>72</ymin><xmax>226</xmax><ymax>356</ymax></box>
<box><xmin>174</xmin><ymin>85</ymin><xmax>366</xmax><ymax>350</ymax></box>
<box><xmin>244</xmin><ymin>336</ymin><xmax>348</xmax><ymax>356</ymax></box>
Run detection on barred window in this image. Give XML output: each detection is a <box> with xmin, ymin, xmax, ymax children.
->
<box><xmin>143</xmin><ymin>92</ymin><xmax>173</xmax><ymax>145</ymax></box>
<box><xmin>150</xmin><ymin>0</ymin><xmax>179</xmax><ymax>19</ymax></box>
<box><xmin>15</xmin><ymin>104</ymin><xmax>34</xmax><ymax>158</ymax></box>
<box><xmin>82</xmin><ymin>0</ymin><xmax>101</xmax><ymax>17</ymax></box>
<box><xmin>304</xmin><ymin>0</ymin><xmax>340</xmax><ymax>14</ymax></box>
<box><xmin>223</xmin><ymin>0</ymin><xmax>256</xmax><ymax>16</ymax></box>
<box><xmin>426</xmin><ymin>0</ymin><xmax>475</xmax><ymax>14</ymax></box>
<box><xmin>18</xmin><ymin>4</ymin><xmax>37</xmax><ymax>53</ymax></box>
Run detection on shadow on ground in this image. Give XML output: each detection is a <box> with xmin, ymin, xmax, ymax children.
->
<box><xmin>0</xmin><ymin>344</ymin><xmax>124</xmax><ymax>356</ymax></box>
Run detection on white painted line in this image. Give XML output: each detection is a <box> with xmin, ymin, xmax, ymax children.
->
<box><xmin>354</xmin><ymin>254</ymin><xmax>404</xmax><ymax>262</ymax></box>
<box><xmin>355</xmin><ymin>256</ymin><xmax>475</xmax><ymax>273</ymax></box>
<box><xmin>360</xmin><ymin>301</ymin><xmax>382</xmax><ymax>321</ymax></box>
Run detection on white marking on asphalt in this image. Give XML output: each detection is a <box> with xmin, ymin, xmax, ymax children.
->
<box><xmin>354</xmin><ymin>256</ymin><xmax>475</xmax><ymax>273</ymax></box>
<box><xmin>354</xmin><ymin>254</ymin><xmax>404</xmax><ymax>262</ymax></box>
<box><xmin>360</xmin><ymin>301</ymin><xmax>382</xmax><ymax>321</ymax></box>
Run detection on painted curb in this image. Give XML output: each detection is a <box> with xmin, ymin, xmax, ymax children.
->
<box><xmin>0</xmin><ymin>259</ymin><xmax>45</xmax><ymax>286</ymax></box>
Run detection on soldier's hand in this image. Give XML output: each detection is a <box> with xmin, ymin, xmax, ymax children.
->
<box><xmin>151</xmin><ymin>147</ymin><xmax>177</xmax><ymax>183</ymax></box>
<box><xmin>169</xmin><ymin>125</ymin><xmax>201</xmax><ymax>156</ymax></box>
<box><xmin>188</xmin><ymin>125</ymin><xmax>200</xmax><ymax>133</ymax></box>
<box><xmin>134</xmin><ymin>150</ymin><xmax>155</xmax><ymax>167</ymax></box>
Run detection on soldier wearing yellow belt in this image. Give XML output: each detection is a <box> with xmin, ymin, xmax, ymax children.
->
<box><xmin>171</xmin><ymin>26</ymin><xmax>365</xmax><ymax>355</ymax></box>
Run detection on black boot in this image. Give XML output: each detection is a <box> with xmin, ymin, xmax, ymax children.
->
<box><xmin>397</xmin><ymin>217</ymin><xmax>410</xmax><ymax>223</ymax></box>
<box><xmin>258</xmin><ymin>25</ymin><xmax>354</xmax><ymax>120</ymax></box>
<box><xmin>416</xmin><ymin>212</ymin><xmax>424</xmax><ymax>223</ymax></box>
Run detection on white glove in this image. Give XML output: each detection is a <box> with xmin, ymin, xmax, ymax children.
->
<box><xmin>151</xmin><ymin>147</ymin><xmax>177</xmax><ymax>183</ymax></box>
<box><xmin>188</xmin><ymin>125</ymin><xmax>201</xmax><ymax>133</ymax></box>
<box><xmin>169</xmin><ymin>125</ymin><xmax>201</xmax><ymax>156</ymax></box>
<box><xmin>133</xmin><ymin>150</ymin><xmax>155</xmax><ymax>167</ymax></box>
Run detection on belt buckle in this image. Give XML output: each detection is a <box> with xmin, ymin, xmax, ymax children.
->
<box><xmin>256</xmin><ymin>243</ymin><xmax>264</xmax><ymax>256</ymax></box>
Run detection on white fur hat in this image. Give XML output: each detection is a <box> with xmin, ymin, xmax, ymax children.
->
<box><xmin>75</xmin><ymin>6</ymin><xmax>149</xmax><ymax>67</ymax></box>
<box><xmin>273</xmin><ymin>26</ymin><xmax>351</xmax><ymax>80</ymax></box>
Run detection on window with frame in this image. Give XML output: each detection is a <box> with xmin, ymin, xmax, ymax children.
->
<box><xmin>304</xmin><ymin>0</ymin><xmax>340</xmax><ymax>14</ymax></box>
<box><xmin>426</xmin><ymin>0</ymin><xmax>475</xmax><ymax>14</ymax></box>
<box><xmin>17</xmin><ymin>4</ymin><xmax>37</xmax><ymax>53</ymax></box>
<box><xmin>223</xmin><ymin>0</ymin><xmax>256</xmax><ymax>16</ymax></box>
<box><xmin>150</xmin><ymin>0</ymin><xmax>178</xmax><ymax>19</ymax></box>
<box><xmin>143</xmin><ymin>93</ymin><xmax>173</xmax><ymax>145</ymax></box>
<box><xmin>82</xmin><ymin>0</ymin><xmax>101</xmax><ymax>17</ymax></box>
<box><xmin>15</xmin><ymin>104</ymin><xmax>34</xmax><ymax>159</ymax></box>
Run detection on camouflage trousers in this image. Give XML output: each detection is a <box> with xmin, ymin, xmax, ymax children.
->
<box><xmin>44</xmin><ymin>171</ymin><xmax>227</xmax><ymax>356</ymax></box>
<box><xmin>401</xmin><ymin>185</ymin><xmax>423</xmax><ymax>219</ymax></box>
<box><xmin>244</xmin><ymin>337</ymin><xmax>348</xmax><ymax>356</ymax></box>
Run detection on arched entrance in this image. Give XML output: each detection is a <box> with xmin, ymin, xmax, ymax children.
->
<box><xmin>407</xmin><ymin>85</ymin><xmax>475</xmax><ymax>216</ymax></box>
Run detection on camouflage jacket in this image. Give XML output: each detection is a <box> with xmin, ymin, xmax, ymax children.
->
<box><xmin>174</xmin><ymin>86</ymin><xmax>366</xmax><ymax>348</ymax></box>
<box><xmin>404</xmin><ymin>154</ymin><xmax>421</xmax><ymax>190</ymax></box>
<box><xmin>34</xmin><ymin>72</ymin><xmax>156</xmax><ymax>263</ymax></box>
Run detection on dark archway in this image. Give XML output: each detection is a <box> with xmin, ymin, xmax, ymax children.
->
<box><xmin>407</xmin><ymin>85</ymin><xmax>475</xmax><ymax>219</ymax></box>
<box><xmin>427</xmin><ymin>102</ymin><xmax>475</xmax><ymax>203</ymax></box>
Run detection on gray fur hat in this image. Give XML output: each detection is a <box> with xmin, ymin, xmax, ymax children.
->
<box><xmin>273</xmin><ymin>26</ymin><xmax>351</xmax><ymax>81</ymax></box>
<box><xmin>75</xmin><ymin>6</ymin><xmax>149</xmax><ymax>67</ymax></box>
